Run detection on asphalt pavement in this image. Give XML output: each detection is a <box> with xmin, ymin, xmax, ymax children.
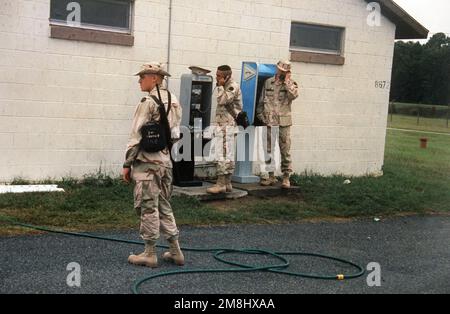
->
<box><xmin>1</xmin><ymin>215</ymin><xmax>449</xmax><ymax>294</ymax></box>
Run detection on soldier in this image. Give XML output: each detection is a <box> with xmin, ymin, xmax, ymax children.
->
<box><xmin>206</xmin><ymin>65</ymin><xmax>243</xmax><ymax>194</ymax></box>
<box><xmin>256</xmin><ymin>60</ymin><xmax>299</xmax><ymax>189</ymax></box>
<box><xmin>123</xmin><ymin>62</ymin><xmax>184</xmax><ymax>268</ymax></box>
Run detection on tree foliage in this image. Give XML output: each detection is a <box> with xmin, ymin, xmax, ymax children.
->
<box><xmin>391</xmin><ymin>33</ymin><xmax>450</xmax><ymax>105</ymax></box>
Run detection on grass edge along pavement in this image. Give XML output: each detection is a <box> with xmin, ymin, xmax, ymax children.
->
<box><xmin>0</xmin><ymin>129</ymin><xmax>449</xmax><ymax>236</ymax></box>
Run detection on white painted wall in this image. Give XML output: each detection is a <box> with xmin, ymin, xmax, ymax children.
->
<box><xmin>289</xmin><ymin>0</ymin><xmax>395</xmax><ymax>176</ymax></box>
<box><xmin>0</xmin><ymin>0</ymin><xmax>396</xmax><ymax>182</ymax></box>
<box><xmin>0</xmin><ymin>0</ymin><xmax>171</xmax><ymax>181</ymax></box>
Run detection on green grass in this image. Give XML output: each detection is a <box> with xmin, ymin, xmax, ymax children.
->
<box><xmin>1</xmin><ymin>130</ymin><xmax>449</xmax><ymax>235</ymax></box>
<box><xmin>291</xmin><ymin>129</ymin><xmax>450</xmax><ymax>216</ymax></box>
<box><xmin>384</xmin><ymin>129</ymin><xmax>450</xmax><ymax>211</ymax></box>
<box><xmin>388</xmin><ymin>114</ymin><xmax>450</xmax><ymax>134</ymax></box>
<box><xmin>0</xmin><ymin>177</ymin><xmax>137</xmax><ymax>234</ymax></box>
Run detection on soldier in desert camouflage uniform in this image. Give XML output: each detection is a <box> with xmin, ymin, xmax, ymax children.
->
<box><xmin>256</xmin><ymin>60</ymin><xmax>299</xmax><ymax>189</ymax></box>
<box><xmin>206</xmin><ymin>65</ymin><xmax>243</xmax><ymax>194</ymax></box>
<box><xmin>123</xmin><ymin>62</ymin><xmax>184</xmax><ymax>268</ymax></box>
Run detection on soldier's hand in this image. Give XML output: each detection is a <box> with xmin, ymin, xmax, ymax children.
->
<box><xmin>217</xmin><ymin>77</ymin><xmax>226</xmax><ymax>86</ymax></box>
<box><xmin>285</xmin><ymin>71</ymin><xmax>292</xmax><ymax>82</ymax></box>
<box><xmin>122</xmin><ymin>168</ymin><xmax>131</xmax><ymax>184</ymax></box>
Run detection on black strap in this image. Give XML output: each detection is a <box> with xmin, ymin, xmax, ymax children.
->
<box><xmin>149</xmin><ymin>85</ymin><xmax>172</xmax><ymax>150</ymax></box>
<box><xmin>154</xmin><ymin>84</ymin><xmax>172</xmax><ymax>116</ymax></box>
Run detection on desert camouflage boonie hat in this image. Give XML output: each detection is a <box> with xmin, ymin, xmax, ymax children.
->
<box><xmin>277</xmin><ymin>60</ymin><xmax>291</xmax><ymax>72</ymax></box>
<box><xmin>135</xmin><ymin>62</ymin><xmax>171</xmax><ymax>77</ymax></box>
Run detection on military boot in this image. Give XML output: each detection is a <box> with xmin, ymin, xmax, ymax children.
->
<box><xmin>128</xmin><ymin>241</ymin><xmax>158</xmax><ymax>268</ymax></box>
<box><xmin>225</xmin><ymin>174</ymin><xmax>233</xmax><ymax>192</ymax></box>
<box><xmin>206</xmin><ymin>175</ymin><xmax>227</xmax><ymax>194</ymax></box>
<box><xmin>281</xmin><ymin>173</ymin><xmax>291</xmax><ymax>189</ymax></box>
<box><xmin>162</xmin><ymin>239</ymin><xmax>185</xmax><ymax>266</ymax></box>
<box><xmin>260</xmin><ymin>173</ymin><xmax>278</xmax><ymax>186</ymax></box>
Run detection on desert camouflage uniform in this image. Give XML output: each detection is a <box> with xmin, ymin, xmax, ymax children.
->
<box><xmin>214</xmin><ymin>78</ymin><xmax>242</xmax><ymax>176</ymax></box>
<box><xmin>256</xmin><ymin>76</ymin><xmax>299</xmax><ymax>177</ymax></box>
<box><xmin>124</xmin><ymin>86</ymin><xmax>182</xmax><ymax>242</ymax></box>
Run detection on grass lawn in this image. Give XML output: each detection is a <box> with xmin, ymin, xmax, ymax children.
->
<box><xmin>1</xmin><ymin>130</ymin><xmax>449</xmax><ymax>235</ymax></box>
<box><xmin>388</xmin><ymin>114</ymin><xmax>450</xmax><ymax>134</ymax></box>
<box><xmin>289</xmin><ymin>129</ymin><xmax>450</xmax><ymax>216</ymax></box>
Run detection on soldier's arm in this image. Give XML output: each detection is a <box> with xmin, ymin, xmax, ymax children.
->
<box><xmin>123</xmin><ymin>146</ymin><xmax>139</xmax><ymax>169</ymax></box>
<box><xmin>285</xmin><ymin>79</ymin><xmax>299</xmax><ymax>100</ymax></box>
<box><xmin>217</xmin><ymin>85</ymin><xmax>238</xmax><ymax>118</ymax></box>
<box><xmin>234</xmin><ymin>88</ymin><xmax>243</xmax><ymax>114</ymax></box>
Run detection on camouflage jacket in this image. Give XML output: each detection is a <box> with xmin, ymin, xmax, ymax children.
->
<box><xmin>256</xmin><ymin>76</ymin><xmax>299</xmax><ymax>127</ymax></box>
<box><xmin>123</xmin><ymin>86</ymin><xmax>182</xmax><ymax>171</ymax></box>
<box><xmin>215</xmin><ymin>78</ymin><xmax>243</xmax><ymax>127</ymax></box>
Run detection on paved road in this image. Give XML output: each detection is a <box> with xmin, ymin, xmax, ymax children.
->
<box><xmin>1</xmin><ymin>215</ymin><xmax>449</xmax><ymax>294</ymax></box>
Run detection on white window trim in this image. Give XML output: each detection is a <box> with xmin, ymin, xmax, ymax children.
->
<box><xmin>289</xmin><ymin>46</ymin><xmax>341</xmax><ymax>55</ymax></box>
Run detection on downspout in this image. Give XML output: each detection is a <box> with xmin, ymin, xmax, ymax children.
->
<box><xmin>167</xmin><ymin>0</ymin><xmax>173</xmax><ymax>88</ymax></box>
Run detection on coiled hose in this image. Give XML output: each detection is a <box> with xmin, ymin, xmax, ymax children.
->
<box><xmin>0</xmin><ymin>215</ymin><xmax>365</xmax><ymax>294</ymax></box>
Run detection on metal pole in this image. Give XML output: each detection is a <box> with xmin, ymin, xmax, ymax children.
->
<box><xmin>390</xmin><ymin>102</ymin><xmax>393</xmax><ymax>122</ymax></box>
<box><xmin>166</xmin><ymin>0</ymin><xmax>173</xmax><ymax>89</ymax></box>
<box><xmin>417</xmin><ymin>105</ymin><xmax>420</xmax><ymax>126</ymax></box>
<box><xmin>447</xmin><ymin>103</ymin><xmax>449</xmax><ymax>128</ymax></box>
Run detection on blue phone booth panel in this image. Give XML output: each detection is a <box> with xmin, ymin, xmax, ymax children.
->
<box><xmin>240</xmin><ymin>62</ymin><xmax>277</xmax><ymax>125</ymax></box>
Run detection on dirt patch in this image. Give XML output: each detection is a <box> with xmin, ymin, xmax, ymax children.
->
<box><xmin>205</xmin><ymin>195</ymin><xmax>255</xmax><ymax>212</ymax></box>
<box><xmin>205</xmin><ymin>194</ymin><xmax>305</xmax><ymax>213</ymax></box>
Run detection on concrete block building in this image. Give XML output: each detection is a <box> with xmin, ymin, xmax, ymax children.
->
<box><xmin>0</xmin><ymin>0</ymin><xmax>428</xmax><ymax>182</ymax></box>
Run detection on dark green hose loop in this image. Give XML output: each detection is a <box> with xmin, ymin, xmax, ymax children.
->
<box><xmin>0</xmin><ymin>215</ymin><xmax>366</xmax><ymax>294</ymax></box>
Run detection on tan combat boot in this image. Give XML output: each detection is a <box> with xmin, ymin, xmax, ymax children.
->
<box><xmin>206</xmin><ymin>175</ymin><xmax>227</xmax><ymax>194</ymax></box>
<box><xmin>128</xmin><ymin>241</ymin><xmax>158</xmax><ymax>268</ymax></box>
<box><xmin>162</xmin><ymin>239</ymin><xmax>185</xmax><ymax>266</ymax></box>
<box><xmin>225</xmin><ymin>174</ymin><xmax>233</xmax><ymax>192</ymax></box>
<box><xmin>281</xmin><ymin>173</ymin><xmax>291</xmax><ymax>189</ymax></box>
<box><xmin>261</xmin><ymin>173</ymin><xmax>277</xmax><ymax>186</ymax></box>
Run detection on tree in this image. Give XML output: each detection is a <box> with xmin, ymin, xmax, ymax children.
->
<box><xmin>391</xmin><ymin>33</ymin><xmax>450</xmax><ymax>105</ymax></box>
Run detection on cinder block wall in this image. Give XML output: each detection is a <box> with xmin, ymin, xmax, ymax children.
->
<box><xmin>288</xmin><ymin>0</ymin><xmax>395</xmax><ymax>176</ymax></box>
<box><xmin>0</xmin><ymin>0</ymin><xmax>171</xmax><ymax>182</ymax></box>
<box><xmin>0</xmin><ymin>0</ymin><xmax>395</xmax><ymax>182</ymax></box>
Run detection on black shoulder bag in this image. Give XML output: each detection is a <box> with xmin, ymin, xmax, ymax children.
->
<box><xmin>139</xmin><ymin>86</ymin><xmax>172</xmax><ymax>153</ymax></box>
<box><xmin>235</xmin><ymin>111</ymin><xmax>250</xmax><ymax>129</ymax></box>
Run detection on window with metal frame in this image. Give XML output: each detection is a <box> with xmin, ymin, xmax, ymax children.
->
<box><xmin>290</xmin><ymin>22</ymin><xmax>344</xmax><ymax>55</ymax></box>
<box><xmin>50</xmin><ymin>0</ymin><xmax>133</xmax><ymax>33</ymax></box>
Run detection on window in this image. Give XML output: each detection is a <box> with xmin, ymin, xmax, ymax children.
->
<box><xmin>290</xmin><ymin>22</ymin><xmax>344</xmax><ymax>55</ymax></box>
<box><xmin>50</xmin><ymin>0</ymin><xmax>133</xmax><ymax>33</ymax></box>
<box><xmin>49</xmin><ymin>0</ymin><xmax>134</xmax><ymax>46</ymax></box>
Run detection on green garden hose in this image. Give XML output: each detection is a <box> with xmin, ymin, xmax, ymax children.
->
<box><xmin>0</xmin><ymin>215</ymin><xmax>365</xmax><ymax>294</ymax></box>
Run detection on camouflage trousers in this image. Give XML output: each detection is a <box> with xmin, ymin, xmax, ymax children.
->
<box><xmin>132</xmin><ymin>162</ymin><xmax>179</xmax><ymax>242</ymax></box>
<box><xmin>215</xmin><ymin>127</ymin><xmax>236</xmax><ymax>176</ymax></box>
<box><xmin>261</xmin><ymin>126</ymin><xmax>292</xmax><ymax>177</ymax></box>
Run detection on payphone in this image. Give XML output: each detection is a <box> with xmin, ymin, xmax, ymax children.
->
<box><xmin>180</xmin><ymin>67</ymin><xmax>213</xmax><ymax>129</ymax></box>
<box><xmin>241</xmin><ymin>62</ymin><xmax>277</xmax><ymax>125</ymax></box>
<box><xmin>232</xmin><ymin>62</ymin><xmax>277</xmax><ymax>184</ymax></box>
<box><xmin>174</xmin><ymin>67</ymin><xmax>213</xmax><ymax>187</ymax></box>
